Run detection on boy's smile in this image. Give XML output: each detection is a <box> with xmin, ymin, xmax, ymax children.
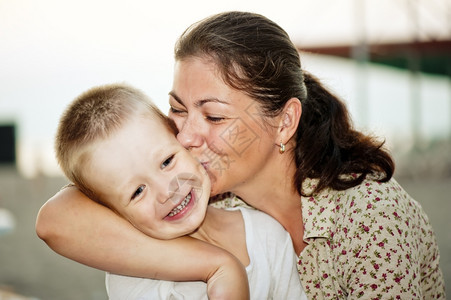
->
<box><xmin>166</xmin><ymin>190</ymin><xmax>193</xmax><ymax>219</ymax></box>
<box><xmin>165</xmin><ymin>173</ymin><xmax>202</xmax><ymax>220</ymax></box>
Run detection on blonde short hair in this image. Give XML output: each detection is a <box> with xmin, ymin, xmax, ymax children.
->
<box><xmin>55</xmin><ymin>83</ymin><xmax>172</xmax><ymax>201</ymax></box>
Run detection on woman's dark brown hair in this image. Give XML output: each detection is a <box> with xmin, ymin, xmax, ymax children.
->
<box><xmin>175</xmin><ymin>11</ymin><xmax>394</xmax><ymax>196</ymax></box>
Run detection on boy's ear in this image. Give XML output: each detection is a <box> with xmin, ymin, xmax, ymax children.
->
<box><xmin>277</xmin><ymin>98</ymin><xmax>302</xmax><ymax>144</ymax></box>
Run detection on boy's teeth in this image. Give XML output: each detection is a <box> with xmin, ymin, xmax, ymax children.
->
<box><xmin>168</xmin><ymin>193</ymin><xmax>192</xmax><ymax>217</ymax></box>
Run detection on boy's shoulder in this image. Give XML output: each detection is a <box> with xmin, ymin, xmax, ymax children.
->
<box><xmin>208</xmin><ymin>204</ymin><xmax>290</xmax><ymax>243</ymax></box>
<box><xmin>238</xmin><ymin>207</ymin><xmax>291</xmax><ymax>243</ymax></box>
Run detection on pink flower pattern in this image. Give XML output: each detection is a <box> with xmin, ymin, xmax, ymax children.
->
<box><xmin>298</xmin><ymin>174</ymin><xmax>445</xmax><ymax>299</ymax></box>
<box><xmin>213</xmin><ymin>173</ymin><xmax>446</xmax><ymax>299</ymax></box>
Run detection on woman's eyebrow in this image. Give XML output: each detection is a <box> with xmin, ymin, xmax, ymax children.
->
<box><xmin>169</xmin><ymin>92</ymin><xmax>229</xmax><ymax>107</ymax></box>
<box><xmin>196</xmin><ymin>98</ymin><xmax>229</xmax><ymax>107</ymax></box>
<box><xmin>168</xmin><ymin>91</ymin><xmax>183</xmax><ymax>105</ymax></box>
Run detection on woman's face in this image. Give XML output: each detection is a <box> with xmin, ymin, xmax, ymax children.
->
<box><xmin>169</xmin><ymin>57</ymin><xmax>280</xmax><ymax>196</ymax></box>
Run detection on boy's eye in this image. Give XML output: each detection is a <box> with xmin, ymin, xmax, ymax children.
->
<box><xmin>131</xmin><ymin>185</ymin><xmax>145</xmax><ymax>200</ymax></box>
<box><xmin>161</xmin><ymin>155</ymin><xmax>174</xmax><ymax>169</ymax></box>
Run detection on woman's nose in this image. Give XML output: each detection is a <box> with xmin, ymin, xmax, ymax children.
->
<box><xmin>176</xmin><ymin>118</ymin><xmax>204</xmax><ymax>150</ymax></box>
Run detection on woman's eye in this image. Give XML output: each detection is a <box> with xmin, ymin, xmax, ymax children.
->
<box><xmin>169</xmin><ymin>106</ymin><xmax>185</xmax><ymax>114</ymax></box>
<box><xmin>161</xmin><ymin>155</ymin><xmax>174</xmax><ymax>169</ymax></box>
<box><xmin>206</xmin><ymin>116</ymin><xmax>225</xmax><ymax>123</ymax></box>
<box><xmin>131</xmin><ymin>185</ymin><xmax>145</xmax><ymax>200</ymax></box>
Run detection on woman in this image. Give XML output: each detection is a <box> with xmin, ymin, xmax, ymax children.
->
<box><xmin>36</xmin><ymin>11</ymin><xmax>445</xmax><ymax>298</ymax></box>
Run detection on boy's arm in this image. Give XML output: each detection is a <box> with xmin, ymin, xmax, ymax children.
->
<box><xmin>36</xmin><ymin>186</ymin><xmax>249</xmax><ymax>299</ymax></box>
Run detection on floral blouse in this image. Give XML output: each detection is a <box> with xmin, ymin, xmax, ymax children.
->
<box><xmin>212</xmin><ymin>174</ymin><xmax>446</xmax><ymax>299</ymax></box>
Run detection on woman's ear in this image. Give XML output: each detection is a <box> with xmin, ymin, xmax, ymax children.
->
<box><xmin>277</xmin><ymin>98</ymin><xmax>302</xmax><ymax>144</ymax></box>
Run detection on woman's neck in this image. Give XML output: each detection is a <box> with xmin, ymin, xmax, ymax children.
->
<box><xmin>233</xmin><ymin>149</ymin><xmax>298</xmax><ymax>210</ymax></box>
<box><xmin>232</xmin><ymin>152</ymin><xmax>307</xmax><ymax>254</ymax></box>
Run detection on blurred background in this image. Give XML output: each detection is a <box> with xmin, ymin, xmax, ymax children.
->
<box><xmin>0</xmin><ymin>0</ymin><xmax>450</xmax><ymax>298</ymax></box>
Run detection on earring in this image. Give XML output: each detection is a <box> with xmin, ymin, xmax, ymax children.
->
<box><xmin>279</xmin><ymin>142</ymin><xmax>285</xmax><ymax>154</ymax></box>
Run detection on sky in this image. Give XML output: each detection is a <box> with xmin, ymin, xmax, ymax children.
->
<box><xmin>0</xmin><ymin>0</ymin><xmax>450</xmax><ymax>176</ymax></box>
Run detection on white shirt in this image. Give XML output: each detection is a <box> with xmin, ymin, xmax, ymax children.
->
<box><xmin>106</xmin><ymin>207</ymin><xmax>307</xmax><ymax>300</ymax></box>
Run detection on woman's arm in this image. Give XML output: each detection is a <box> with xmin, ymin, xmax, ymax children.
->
<box><xmin>36</xmin><ymin>186</ymin><xmax>249</xmax><ymax>299</ymax></box>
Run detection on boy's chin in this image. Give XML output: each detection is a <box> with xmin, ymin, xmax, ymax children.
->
<box><xmin>157</xmin><ymin>223</ymin><xmax>203</xmax><ymax>240</ymax></box>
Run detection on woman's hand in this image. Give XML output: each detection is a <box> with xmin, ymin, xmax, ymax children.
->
<box><xmin>36</xmin><ymin>186</ymin><xmax>249</xmax><ymax>299</ymax></box>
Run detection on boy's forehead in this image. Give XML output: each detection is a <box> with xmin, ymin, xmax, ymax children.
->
<box><xmin>141</xmin><ymin>115</ymin><xmax>176</xmax><ymax>137</ymax></box>
<box><xmin>119</xmin><ymin>115</ymin><xmax>179</xmax><ymax>156</ymax></box>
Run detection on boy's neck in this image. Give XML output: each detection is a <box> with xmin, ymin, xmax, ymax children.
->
<box><xmin>190</xmin><ymin>206</ymin><xmax>249</xmax><ymax>267</ymax></box>
<box><xmin>190</xmin><ymin>206</ymin><xmax>235</xmax><ymax>245</ymax></box>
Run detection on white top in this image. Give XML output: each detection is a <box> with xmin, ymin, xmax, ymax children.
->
<box><xmin>106</xmin><ymin>207</ymin><xmax>307</xmax><ymax>300</ymax></box>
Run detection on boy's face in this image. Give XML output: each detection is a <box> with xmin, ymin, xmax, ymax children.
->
<box><xmin>84</xmin><ymin>115</ymin><xmax>211</xmax><ymax>239</ymax></box>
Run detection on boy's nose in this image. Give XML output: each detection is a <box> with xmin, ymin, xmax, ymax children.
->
<box><xmin>156</xmin><ymin>175</ymin><xmax>182</xmax><ymax>205</ymax></box>
<box><xmin>156</xmin><ymin>190</ymin><xmax>172</xmax><ymax>204</ymax></box>
<box><xmin>160</xmin><ymin>174</ymin><xmax>199</xmax><ymax>205</ymax></box>
<box><xmin>154</xmin><ymin>177</ymin><xmax>174</xmax><ymax>204</ymax></box>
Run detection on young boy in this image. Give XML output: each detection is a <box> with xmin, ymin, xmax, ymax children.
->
<box><xmin>55</xmin><ymin>83</ymin><xmax>306</xmax><ymax>299</ymax></box>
